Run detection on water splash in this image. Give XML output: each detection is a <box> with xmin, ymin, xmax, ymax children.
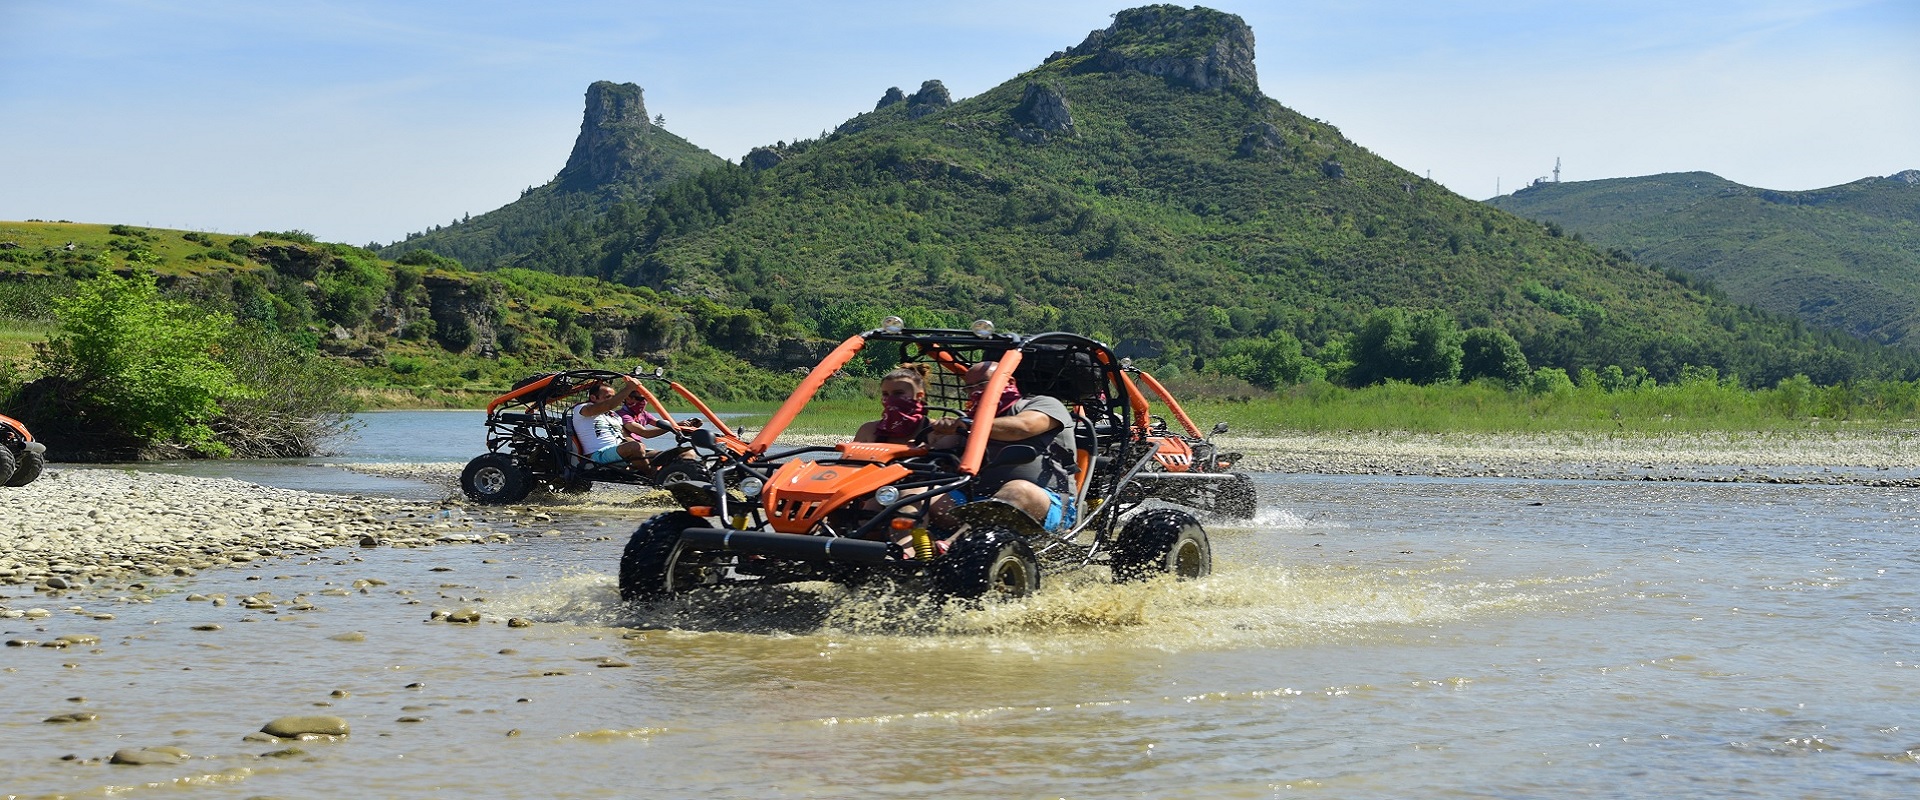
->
<box><xmin>489</xmin><ymin>560</ymin><xmax>1600</xmax><ymax>653</ymax></box>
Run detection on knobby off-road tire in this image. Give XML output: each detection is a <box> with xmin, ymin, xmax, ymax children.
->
<box><xmin>4</xmin><ymin>446</ymin><xmax>43</xmax><ymax>487</ymax></box>
<box><xmin>460</xmin><ymin>453</ymin><xmax>533</xmax><ymax>504</ymax></box>
<box><xmin>619</xmin><ymin>511</ymin><xmax>724</xmax><ymax>602</ymax></box>
<box><xmin>0</xmin><ymin>446</ymin><xmax>16</xmax><ymax>486</ymax></box>
<box><xmin>654</xmin><ymin>460</ymin><xmax>710</xmax><ymax>488</ymax></box>
<box><xmin>1112</xmin><ymin>508</ymin><xmax>1212</xmax><ymax>582</ymax></box>
<box><xmin>1214</xmin><ymin>473</ymin><xmax>1257</xmax><ymax>519</ymax></box>
<box><xmin>934</xmin><ymin>527</ymin><xmax>1040</xmax><ymax>600</ymax></box>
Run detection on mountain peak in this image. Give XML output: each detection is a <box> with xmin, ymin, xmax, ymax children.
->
<box><xmin>1049</xmin><ymin>4</ymin><xmax>1257</xmax><ymax>93</ymax></box>
<box><xmin>559</xmin><ymin>81</ymin><xmax>655</xmax><ymax>187</ymax></box>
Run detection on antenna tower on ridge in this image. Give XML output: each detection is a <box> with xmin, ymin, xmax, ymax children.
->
<box><xmin>1553</xmin><ymin>157</ymin><xmax>1561</xmax><ymax>183</ymax></box>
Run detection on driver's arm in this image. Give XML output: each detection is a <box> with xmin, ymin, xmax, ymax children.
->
<box><xmin>986</xmin><ymin>409</ymin><xmax>1060</xmax><ymax>440</ymax></box>
<box><xmin>581</xmin><ymin>378</ymin><xmax>639</xmax><ymax>417</ymax></box>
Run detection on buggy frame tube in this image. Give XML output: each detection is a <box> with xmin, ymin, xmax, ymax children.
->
<box><xmin>1130</xmin><ymin>369</ymin><xmax>1203</xmax><ymax>439</ymax></box>
<box><xmin>958</xmin><ymin>349</ymin><xmax>1023</xmax><ymax>476</ymax></box>
<box><xmin>748</xmin><ymin>334</ymin><xmax>869</xmax><ymax>455</ymax></box>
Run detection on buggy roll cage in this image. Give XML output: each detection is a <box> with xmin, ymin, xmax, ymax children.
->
<box><xmin>480</xmin><ymin>368</ymin><xmax>743</xmax><ymax>472</ymax></box>
<box><xmin>700</xmin><ymin>326</ymin><xmax>1177</xmax><ymax>563</ymax></box>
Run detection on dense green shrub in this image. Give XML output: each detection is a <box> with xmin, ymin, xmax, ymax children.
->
<box><xmin>36</xmin><ymin>271</ymin><xmax>246</xmax><ymax>453</ymax></box>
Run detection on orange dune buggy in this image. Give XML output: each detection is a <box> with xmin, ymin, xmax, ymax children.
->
<box><xmin>1118</xmin><ymin>363</ymin><xmax>1255</xmax><ymax>519</ymax></box>
<box><xmin>460</xmin><ymin>368</ymin><xmax>745</xmax><ymax>504</ymax></box>
<box><xmin>1</xmin><ymin>413</ymin><xmax>47</xmax><ymax>487</ymax></box>
<box><xmin>619</xmin><ymin>322</ymin><xmax>1217</xmax><ymax>602</ymax></box>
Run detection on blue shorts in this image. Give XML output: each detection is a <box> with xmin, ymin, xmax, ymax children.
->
<box><xmin>946</xmin><ymin>487</ymin><xmax>1076</xmax><ymax>532</ymax></box>
<box><xmin>587</xmin><ymin>444</ymin><xmax>626</xmax><ymax>465</ymax></box>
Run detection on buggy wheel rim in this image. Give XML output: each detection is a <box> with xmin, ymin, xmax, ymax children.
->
<box><xmin>989</xmin><ymin>553</ymin><xmax>1033</xmax><ymax>596</ymax></box>
<box><xmin>1172</xmin><ymin>538</ymin><xmax>1204</xmax><ymax>578</ymax></box>
<box><xmin>474</xmin><ymin>467</ymin><xmax>507</xmax><ymax>495</ymax></box>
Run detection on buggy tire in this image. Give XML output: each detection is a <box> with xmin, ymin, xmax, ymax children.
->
<box><xmin>934</xmin><ymin>527</ymin><xmax>1040</xmax><ymax>600</ymax></box>
<box><xmin>461</xmin><ymin>453</ymin><xmax>533</xmax><ymax>504</ymax></box>
<box><xmin>654</xmin><ymin>460</ymin><xmax>710</xmax><ymax>488</ymax></box>
<box><xmin>0</xmin><ymin>446</ymin><xmax>15</xmax><ymax>486</ymax></box>
<box><xmin>619</xmin><ymin>511</ymin><xmax>721</xmax><ymax>602</ymax></box>
<box><xmin>5</xmin><ymin>446</ymin><xmax>43</xmax><ymax>487</ymax></box>
<box><xmin>1112</xmin><ymin>508</ymin><xmax>1211</xmax><ymax>582</ymax></box>
<box><xmin>1214</xmin><ymin>473</ymin><xmax>1256</xmax><ymax>519</ymax></box>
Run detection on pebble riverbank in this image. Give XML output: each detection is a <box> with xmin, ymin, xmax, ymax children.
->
<box><xmin>0</xmin><ymin>469</ymin><xmax>505</xmax><ymax>594</ymax></box>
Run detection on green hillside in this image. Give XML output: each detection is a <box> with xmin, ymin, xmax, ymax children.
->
<box><xmin>1487</xmin><ymin>170</ymin><xmax>1920</xmax><ymax>347</ymax></box>
<box><xmin>378</xmin><ymin>81</ymin><xmax>729</xmax><ymax>269</ymax></box>
<box><xmin>496</xmin><ymin>5</ymin><xmax>1910</xmax><ymax>387</ymax></box>
<box><xmin>0</xmin><ymin>221</ymin><xmax>811</xmax><ymax>410</ymax></box>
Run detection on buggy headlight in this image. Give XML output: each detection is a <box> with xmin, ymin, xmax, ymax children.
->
<box><xmin>881</xmin><ymin>315</ymin><xmax>905</xmax><ymax>334</ymax></box>
<box><xmin>971</xmin><ymin>319</ymin><xmax>995</xmax><ymax>336</ymax></box>
<box><xmin>738</xmin><ymin>477</ymin><xmax>765</xmax><ymax>499</ymax></box>
<box><xmin>874</xmin><ymin>486</ymin><xmax>901</xmax><ymax>505</ymax></box>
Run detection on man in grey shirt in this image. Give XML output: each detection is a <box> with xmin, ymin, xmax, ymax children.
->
<box><xmin>927</xmin><ymin>360</ymin><xmax>1079</xmax><ymax>531</ymax></box>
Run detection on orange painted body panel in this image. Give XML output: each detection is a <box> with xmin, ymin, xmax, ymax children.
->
<box><xmin>762</xmin><ymin>460</ymin><xmax>913</xmax><ymax>534</ymax></box>
<box><xmin>1146</xmin><ymin>436</ymin><xmax>1195</xmax><ymax>472</ymax></box>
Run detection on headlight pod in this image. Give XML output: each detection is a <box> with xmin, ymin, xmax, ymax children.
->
<box><xmin>737</xmin><ymin>477</ymin><xmax>765</xmax><ymax>499</ymax></box>
<box><xmin>873</xmin><ymin>485</ymin><xmax>901</xmax><ymax>505</ymax></box>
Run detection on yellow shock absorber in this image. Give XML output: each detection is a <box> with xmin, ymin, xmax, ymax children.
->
<box><xmin>911</xmin><ymin>527</ymin><xmax>935</xmax><ymax>561</ymax></box>
<box><xmin>731</xmin><ymin>514</ymin><xmax>750</xmax><ymax>530</ymax></box>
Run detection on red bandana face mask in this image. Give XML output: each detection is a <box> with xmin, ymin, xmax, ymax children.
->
<box><xmin>968</xmin><ymin>381</ymin><xmax>1021</xmax><ymax>418</ymax></box>
<box><xmin>875</xmin><ymin>394</ymin><xmax>926</xmax><ymax>440</ymax></box>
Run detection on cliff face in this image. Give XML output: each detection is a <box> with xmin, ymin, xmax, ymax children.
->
<box><xmin>556</xmin><ymin>81</ymin><xmax>655</xmax><ymax>188</ymax></box>
<box><xmin>1049</xmin><ymin>4</ymin><xmax>1258</xmax><ymax>93</ymax></box>
<box><xmin>377</xmin><ymin>80</ymin><xmax>725</xmax><ymax>269</ymax></box>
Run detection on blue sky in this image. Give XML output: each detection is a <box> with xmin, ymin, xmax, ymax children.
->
<box><xmin>2</xmin><ymin>1</ymin><xmax>1914</xmax><ymax>246</ymax></box>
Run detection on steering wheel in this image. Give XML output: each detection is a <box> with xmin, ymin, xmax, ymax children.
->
<box><xmin>913</xmin><ymin>406</ymin><xmax>968</xmax><ymax>446</ymax></box>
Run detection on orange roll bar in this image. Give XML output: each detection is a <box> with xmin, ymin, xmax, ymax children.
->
<box><xmin>958</xmin><ymin>349</ymin><xmax>1023</xmax><ymax>475</ymax></box>
<box><xmin>668</xmin><ymin>381</ymin><xmax>739</xmax><ymax>439</ymax></box>
<box><xmin>1132</xmin><ymin>369</ymin><xmax>1202</xmax><ymax>438</ymax></box>
<box><xmin>748</xmin><ymin>334</ymin><xmax>869</xmax><ymax>454</ymax></box>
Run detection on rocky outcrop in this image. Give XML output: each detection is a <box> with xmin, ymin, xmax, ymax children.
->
<box><xmin>1011</xmin><ymin>82</ymin><xmax>1074</xmax><ymax>143</ymax></box>
<box><xmin>1049</xmin><ymin>5</ymin><xmax>1257</xmax><ymax>93</ymax></box>
<box><xmin>1888</xmin><ymin>169</ymin><xmax>1920</xmax><ymax>186</ymax></box>
<box><xmin>906</xmin><ymin>80</ymin><xmax>952</xmax><ymax>119</ymax></box>
<box><xmin>742</xmin><ymin>146</ymin><xmax>786</xmax><ymax>171</ymax></box>
<box><xmin>556</xmin><ymin>81</ymin><xmax>653</xmax><ymax>187</ymax></box>
<box><xmin>875</xmin><ymin>86</ymin><xmax>906</xmax><ymax>111</ymax></box>
<box><xmin>1237</xmin><ymin>121</ymin><xmax>1284</xmax><ymax>158</ymax></box>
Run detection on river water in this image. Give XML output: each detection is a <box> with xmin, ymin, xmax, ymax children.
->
<box><xmin>4</xmin><ymin>413</ymin><xmax>1920</xmax><ymax>797</ymax></box>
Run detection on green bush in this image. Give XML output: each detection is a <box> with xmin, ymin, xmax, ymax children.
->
<box><xmin>36</xmin><ymin>271</ymin><xmax>246</xmax><ymax>454</ymax></box>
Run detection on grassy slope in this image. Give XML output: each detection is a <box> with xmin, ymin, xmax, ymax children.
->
<box><xmin>0</xmin><ymin>221</ymin><xmax>800</xmax><ymax>403</ymax></box>
<box><xmin>1488</xmin><ymin>172</ymin><xmax>1920</xmax><ymax>346</ymax></box>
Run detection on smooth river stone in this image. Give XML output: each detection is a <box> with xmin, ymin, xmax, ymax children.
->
<box><xmin>109</xmin><ymin>746</ymin><xmax>189</xmax><ymax>765</ymax></box>
<box><xmin>260</xmin><ymin>715</ymin><xmax>350</xmax><ymax>738</ymax></box>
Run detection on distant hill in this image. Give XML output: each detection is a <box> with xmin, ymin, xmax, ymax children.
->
<box><xmin>378</xmin><ymin>81</ymin><xmax>729</xmax><ymax>269</ymax></box>
<box><xmin>491</xmin><ymin>5</ymin><xmax>1909</xmax><ymax>386</ymax></box>
<box><xmin>1487</xmin><ymin>170</ymin><xmax>1920</xmax><ymax>347</ymax></box>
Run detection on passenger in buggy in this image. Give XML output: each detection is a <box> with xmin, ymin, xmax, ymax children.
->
<box><xmin>852</xmin><ymin>363</ymin><xmax>931</xmax><ymax>445</ymax></box>
<box><xmin>619</xmin><ymin>391</ymin><xmax>701</xmax><ymax>443</ymax></box>
<box><xmin>570</xmin><ymin>378</ymin><xmax>691</xmax><ymax>473</ymax></box>
<box><xmin>925</xmin><ymin>360</ymin><xmax>1079</xmax><ymax>533</ymax></box>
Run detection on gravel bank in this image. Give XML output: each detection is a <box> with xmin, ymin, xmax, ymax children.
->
<box><xmin>0</xmin><ymin>468</ymin><xmax>505</xmax><ymax>593</ymax></box>
<box><xmin>1222</xmin><ymin>429</ymin><xmax>1920</xmax><ymax>485</ymax></box>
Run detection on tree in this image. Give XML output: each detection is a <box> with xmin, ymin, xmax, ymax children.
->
<box><xmin>1347</xmin><ymin>307</ymin><xmax>1463</xmax><ymax>386</ymax></box>
<box><xmin>35</xmin><ymin>271</ymin><xmax>246</xmax><ymax>454</ymax></box>
<box><xmin>1459</xmin><ymin>327</ymin><xmax>1530</xmax><ymax>386</ymax></box>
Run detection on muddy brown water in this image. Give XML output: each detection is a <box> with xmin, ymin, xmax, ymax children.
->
<box><xmin>7</xmin><ymin>467</ymin><xmax>1920</xmax><ymax>798</ymax></box>
<box><xmin>10</xmin><ymin>414</ymin><xmax>1920</xmax><ymax>796</ymax></box>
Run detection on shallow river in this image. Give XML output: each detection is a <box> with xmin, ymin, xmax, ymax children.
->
<box><xmin>5</xmin><ymin>414</ymin><xmax>1920</xmax><ymax>797</ymax></box>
